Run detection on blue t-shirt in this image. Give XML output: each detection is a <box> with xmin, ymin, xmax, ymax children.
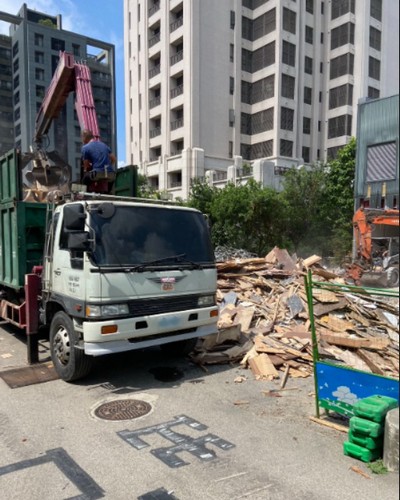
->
<box><xmin>81</xmin><ymin>140</ymin><xmax>114</xmax><ymax>174</ymax></box>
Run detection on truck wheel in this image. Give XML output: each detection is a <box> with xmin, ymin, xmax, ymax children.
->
<box><xmin>160</xmin><ymin>338</ymin><xmax>198</xmax><ymax>357</ymax></box>
<box><xmin>387</xmin><ymin>267</ymin><xmax>399</xmax><ymax>288</ymax></box>
<box><xmin>50</xmin><ymin>311</ymin><xmax>93</xmax><ymax>382</ymax></box>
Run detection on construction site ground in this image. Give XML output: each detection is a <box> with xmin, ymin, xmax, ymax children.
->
<box><xmin>0</xmin><ymin>322</ymin><xmax>398</xmax><ymax>500</ymax></box>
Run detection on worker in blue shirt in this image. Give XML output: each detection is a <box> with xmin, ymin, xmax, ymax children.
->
<box><xmin>81</xmin><ymin>129</ymin><xmax>116</xmax><ymax>194</ymax></box>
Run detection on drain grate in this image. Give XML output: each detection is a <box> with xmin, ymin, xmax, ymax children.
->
<box><xmin>94</xmin><ymin>399</ymin><xmax>152</xmax><ymax>421</ymax></box>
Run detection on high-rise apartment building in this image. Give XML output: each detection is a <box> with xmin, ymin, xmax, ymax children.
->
<box><xmin>0</xmin><ymin>3</ymin><xmax>116</xmax><ymax>182</ymax></box>
<box><xmin>124</xmin><ymin>0</ymin><xmax>399</xmax><ymax>199</ymax></box>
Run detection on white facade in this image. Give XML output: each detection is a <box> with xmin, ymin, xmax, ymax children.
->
<box><xmin>124</xmin><ymin>0</ymin><xmax>399</xmax><ymax>199</ymax></box>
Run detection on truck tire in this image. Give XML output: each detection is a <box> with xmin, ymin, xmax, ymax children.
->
<box><xmin>387</xmin><ymin>267</ymin><xmax>399</xmax><ymax>288</ymax></box>
<box><xmin>50</xmin><ymin>311</ymin><xmax>93</xmax><ymax>382</ymax></box>
<box><xmin>160</xmin><ymin>337</ymin><xmax>198</xmax><ymax>357</ymax></box>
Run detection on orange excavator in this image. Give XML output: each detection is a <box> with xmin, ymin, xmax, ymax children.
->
<box><xmin>347</xmin><ymin>207</ymin><xmax>399</xmax><ymax>288</ymax></box>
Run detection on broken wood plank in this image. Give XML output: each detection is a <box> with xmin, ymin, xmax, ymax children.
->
<box><xmin>248</xmin><ymin>353</ymin><xmax>279</xmax><ymax>380</ymax></box>
<box><xmin>320</xmin><ymin>332</ymin><xmax>390</xmax><ymax>350</ymax></box>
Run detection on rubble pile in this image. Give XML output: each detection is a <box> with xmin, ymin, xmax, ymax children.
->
<box><xmin>193</xmin><ymin>247</ymin><xmax>399</xmax><ymax>383</ymax></box>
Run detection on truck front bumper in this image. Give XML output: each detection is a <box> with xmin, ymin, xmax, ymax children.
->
<box><xmin>80</xmin><ymin>307</ymin><xmax>218</xmax><ymax>356</ymax></box>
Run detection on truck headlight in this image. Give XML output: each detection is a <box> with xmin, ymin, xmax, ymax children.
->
<box><xmin>86</xmin><ymin>304</ymin><xmax>129</xmax><ymax>318</ymax></box>
<box><xmin>197</xmin><ymin>295</ymin><xmax>216</xmax><ymax>307</ymax></box>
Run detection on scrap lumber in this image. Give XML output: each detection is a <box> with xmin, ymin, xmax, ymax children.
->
<box><xmin>193</xmin><ymin>248</ymin><xmax>399</xmax><ymax>382</ymax></box>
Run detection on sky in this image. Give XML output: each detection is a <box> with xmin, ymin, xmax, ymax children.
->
<box><xmin>0</xmin><ymin>0</ymin><xmax>126</xmax><ymax>165</ymax></box>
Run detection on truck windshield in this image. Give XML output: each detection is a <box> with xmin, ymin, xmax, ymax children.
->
<box><xmin>90</xmin><ymin>205</ymin><xmax>214</xmax><ymax>267</ymax></box>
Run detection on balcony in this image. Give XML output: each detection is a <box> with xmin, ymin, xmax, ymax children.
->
<box><xmin>149</xmin><ymin>64</ymin><xmax>161</xmax><ymax>78</ymax></box>
<box><xmin>149</xmin><ymin>96</ymin><xmax>161</xmax><ymax>109</ymax></box>
<box><xmin>170</xmin><ymin>84</ymin><xmax>184</xmax><ymax>98</ymax></box>
<box><xmin>150</xmin><ymin>126</ymin><xmax>161</xmax><ymax>138</ymax></box>
<box><xmin>171</xmin><ymin>118</ymin><xmax>184</xmax><ymax>131</ymax></box>
<box><xmin>170</xmin><ymin>50</ymin><xmax>183</xmax><ymax>65</ymax></box>
<box><xmin>149</xmin><ymin>3</ymin><xmax>160</xmax><ymax>17</ymax></box>
<box><xmin>170</xmin><ymin>17</ymin><xmax>183</xmax><ymax>33</ymax></box>
<box><xmin>149</xmin><ymin>33</ymin><xmax>160</xmax><ymax>48</ymax></box>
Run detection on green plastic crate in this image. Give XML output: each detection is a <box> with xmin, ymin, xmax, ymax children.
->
<box><xmin>348</xmin><ymin>430</ymin><xmax>383</xmax><ymax>451</ymax></box>
<box><xmin>113</xmin><ymin>165</ymin><xmax>138</xmax><ymax>198</ymax></box>
<box><xmin>353</xmin><ymin>395</ymin><xmax>399</xmax><ymax>423</ymax></box>
<box><xmin>343</xmin><ymin>441</ymin><xmax>382</xmax><ymax>463</ymax></box>
<box><xmin>349</xmin><ymin>416</ymin><xmax>384</xmax><ymax>438</ymax></box>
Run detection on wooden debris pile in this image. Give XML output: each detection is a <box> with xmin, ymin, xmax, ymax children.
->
<box><xmin>192</xmin><ymin>247</ymin><xmax>399</xmax><ymax>382</ymax></box>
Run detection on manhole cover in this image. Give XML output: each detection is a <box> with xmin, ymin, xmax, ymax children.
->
<box><xmin>94</xmin><ymin>399</ymin><xmax>152</xmax><ymax>421</ymax></box>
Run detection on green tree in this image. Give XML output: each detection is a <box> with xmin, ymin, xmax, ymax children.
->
<box><xmin>322</xmin><ymin>138</ymin><xmax>356</xmax><ymax>262</ymax></box>
<box><xmin>280</xmin><ymin>163</ymin><xmax>329</xmax><ymax>256</ymax></box>
<box><xmin>186</xmin><ymin>178</ymin><xmax>218</xmax><ymax>215</ymax></box>
<box><xmin>38</xmin><ymin>19</ymin><xmax>56</xmax><ymax>29</ymax></box>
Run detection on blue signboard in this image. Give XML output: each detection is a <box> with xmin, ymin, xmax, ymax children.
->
<box><xmin>316</xmin><ymin>361</ymin><xmax>399</xmax><ymax>417</ymax></box>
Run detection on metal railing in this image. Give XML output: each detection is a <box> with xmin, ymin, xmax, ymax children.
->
<box><xmin>170</xmin><ymin>17</ymin><xmax>183</xmax><ymax>32</ymax></box>
<box><xmin>170</xmin><ymin>50</ymin><xmax>183</xmax><ymax>65</ymax></box>
<box><xmin>170</xmin><ymin>84</ymin><xmax>184</xmax><ymax>98</ymax></box>
<box><xmin>149</xmin><ymin>96</ymin><xmax>161</xmax><ymax>108</ymax></box>
<box><xmin>150</xmin><ymin>126</ymin><xmax>161</xmax><ymax>138</ymax></box>
<box><xmin>149</xmin><ymin>33</ymin><xmax>160</xmax><ymax>48</ymax></box>
<box><xmin>149</xmin><ymin>64</ymin><xmax>161</xmax><ymax>78</ymax></box>
<box><xmin>171</xmin><ymin>118</ymin><xmax>184</xmax><ymax>130</ymax></box>
<box><xmin>149</xmin><ymin>3</ymin><xmax>160</xmax><ymax>16</ymax></box>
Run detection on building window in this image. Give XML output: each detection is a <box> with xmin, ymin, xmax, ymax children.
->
<box><xmin>13</xmin><ymin>59</ymin><xmax>19</xmax><ymax>72</ymax></box>
<box><xmin>35</xmin><ymin>85</ymin><xmax>46</xmax><ymax>99</ymax></box>
<box><xmin>320</xmin><ymin>62</ymin><xmax>323</xmax><ymax>73</ymax></box>
<box><xmin>283</xmin><ymin>8</ymin><xmax>296</xmax><ymax>34</ymax></box>
<box><xmin>331</xmin><ymin>0</ymin><xmax>355</xmax><ymax>20</ymax></box>
<box><xmin>306</xmin><ymin>0</ymin><xmax>314</xmax><ymax>14</ymax></box>
<box><xmin>242</xmin><ymin>9</ymin><xmax>276</xmax><ymax>41</ymax></box>
<box><xmin>72</xmin><ymin>44</ymin><xmax>80</xmax><ymax>57</ymax></box>
<box><xmin>242</xmin><ymin>75</ymin><xmax>275</xmax><ymax>104</ymax></box>
<box><xmin>34</xmin><ymin>33</ymin><xmax>44</xmax><ymax>47</ymax></box>
<box><xmin>242</xmin><ymin>41</ymin><xmax>275</xmax><ymax>73</ymax></box>
<box><xmin>229</xmin><ymin>141</ymin><xmax>233</xmax><ymax>158</ymax></box>
<box><xmin>303</xmin><ymin>117</ymin><xmax>311</xmax><ymax>134</ymax></box>
<box><xmin>304</xmin><ymin>56</ymin><xmax>313</xmax><ymax>74</ymax></box>
<box><xmin>304</xmin><ymin>86</ymin><xmax>312</xmax><ymax>104</ymax></box>
<box><xmin>329</xmin><ymin>83</ymin><xmax>353</xmax><ymax>109</ymax></box>
<box><xmin>230</xmin><ymin>10</ymin><xmax>235</xmax><ymax>29</ymax></box>
<box><xmin>281</xmin><ymin>74</ymin><xmax>295</xmax><ymax>99</ymax></box>
<box><xmin>302</xmin><ymin>146</ymin><xmax>310</xmax><ymax>163</ymax></box>
<box><xmin>280</xmin><ymin>139</ymin><xmax>293</xmax><ymax>157</ymax></box>
<box><xmin>241</xmin><ymin>140</ymin><xmax>273</xmax><ymax>160</ymax></box>
<box><xmin>370</xmin><ymin>0</ymin><xmax>382</xmax><ymax>21</ymax></box>
<box><xmin>12</xmin><ymin>41</ymin><xmax>18</xmax><ymax>57</ymax></box>
<box><xmin>305</xmin><ymin>26</ymin><xmax>313</xmax><ymax>44</ymax></box>
<box><xmin>13</xmin><ymin>74</ymin><xmax>19</xmax><ymax>89</ymax></box>
<box><xmin>328</xmin><ymin>114</ymin><xmax>352</xmax><ymax>138</ymax></box>
<box><xmin>330</xmin><ymin>53</ymin><xmax>354</xmax><ymax>79</ymax></box>
<box><xmin>320</xmin><ymin>32</ymin><xmax>324</xmax><ymax>44</ymax></box>
<box><xmin>282</xmin><ymin>41</ymin><xmax>296</xmax><ymax>66</ymax></box>
<box><xmin>230</xmin><ymin>77</ymin><xmax>234</xmax><ymax>95</ymax></box>
<box><xmin>331</xmin><ymin>23</ymin><xmax>355</xmax><ymax>50</ymax></box>
<box><xmin>230</xmin><ymin>44</ymin><xmax>234</xmax><ymax>62</ymax></box>
<box><xmin>14</xmin><ymin>107</ymin><xmax>20</xmax><ymax>121</ymax></box>
<box><xmin>281</xmin><ymin>107</ymin><xmax>294</xmax><ymax>131</ymax></box>
<box><xmin>241</xmin><ymin>108</ymin><xmax>274</xmax><ymax>135</ymax></box>
<box><xmin>35</xmin><ymin>51</ymin><xmax>44</xmax><ymax>64</ymax></box>
<box><xmin>318</xmin><ymin>121</ymin><xmax>321</xmax><ymax>132</ymax></box>
<box><xmin>368</xmin><ymin>86</ymin><xmax>380</xmax><ymax>99</ymax></box>
<box><xmin>15</xmin><ymin>123</ymin><xmax>21</xmax><ymax>136</ymax></box>
<box><xmin>51</xmin><ymin>38</ymin><xmax>65</xmax><ymax>52</ymax></box>
<box><xmin>369</xmin><ymin>27</ymin><xmax>381</xmax><ymax>51</ymax></box>
<box><xmin>35</xmin><ymin>68</ymin><xmax>45</xmax><ymax>81</ymax></box>
<box><xmin>319</xmin><ymin>91</ymin><xmax>322</xmax><ymax>103</ymax></box>
<box><xmin>369</xmin><ymin>56</ymin><xmax>381</xmax><ymax>80</ymax></box>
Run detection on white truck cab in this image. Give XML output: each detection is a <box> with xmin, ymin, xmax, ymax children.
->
<box><xmin>42</xmin><ymin>197</ymin><xmax>218</xmax><ymax>381</ymax></box>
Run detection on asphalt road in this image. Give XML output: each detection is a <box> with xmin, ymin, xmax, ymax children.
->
<box><xmin>0</xmin><ymin>324</ymin><xmax>398</xmax><ymax>500</ymax></box>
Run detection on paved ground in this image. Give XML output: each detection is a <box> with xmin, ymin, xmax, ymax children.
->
<box><xmin>0</xmin><ymin>323</ymin><xmax>399</xmax><ymax>500</ymax></box>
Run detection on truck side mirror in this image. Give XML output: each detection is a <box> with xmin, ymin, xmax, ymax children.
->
<box><xmin>67</xmin><ymin>231</ymin><xmax>91</xmax><ymax>251</ymax></box>
<box><xmin>64</xmin><ymin>204</ymin><xmax>86</xmax><ymax>231</ymax></box>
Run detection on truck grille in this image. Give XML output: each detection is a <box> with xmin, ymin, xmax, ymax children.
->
<box><xmin>127</xmin><ymin>294</ymin><xmax>203</xmax><ymax>318</ymax></box>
